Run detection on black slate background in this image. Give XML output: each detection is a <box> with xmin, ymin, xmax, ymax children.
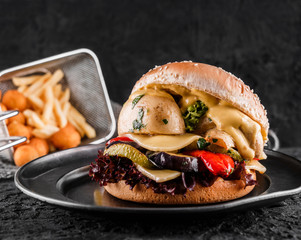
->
<box><xmin>0</xmin><ymin>0</ymin><xmax>300</xmax><ymax>147</ymax></box>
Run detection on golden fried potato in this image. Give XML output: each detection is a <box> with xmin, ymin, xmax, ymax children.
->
<box><xmin>7</xmin><ymin>112</ymin><xmax>26</xmax><ymax>125</ymax></box>
<box><xmin>29</xmin><ymin>137</ymin><xmax>49</xmax><ymax>157</ymax></box>
<box><xmin>50</xmin><ymin>123</ymin><xmax>81</xmax><ymax>150</ymax></box>
<box><xmin>2</xmin><ymin>90</ymin><xmax>27</xmax><ymax>111</ymax></box>
<box><xmin>14</xmin><ymin>145</ymin><xmax>39</xmax><ymax>166</ymax></box>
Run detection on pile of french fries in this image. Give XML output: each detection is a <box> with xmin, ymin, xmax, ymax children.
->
<box><xmin>13</xmin><ymin>69</ymin><xmax>96</xmax><ymax>140</ymax></box>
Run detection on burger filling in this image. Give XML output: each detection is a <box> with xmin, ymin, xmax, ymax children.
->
<box><xmin>89</xmin><ymin>136</ymin><xmax>265</xmax><ymax>195</ymax></box>
<box><xmin>90</xmin><ymin>84</ymin><xmax>267</xmax><ymax>196</ymax></box>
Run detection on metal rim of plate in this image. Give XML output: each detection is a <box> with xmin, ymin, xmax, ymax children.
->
<box><xmin>0</xmin><ymin>48</ymin><xmax>116</xmax><ymax>146</ymax></box>
<box><xmin>14</xmin><ymin>146</ymin><xmax>301</xmax><ymax>215</ymax></box>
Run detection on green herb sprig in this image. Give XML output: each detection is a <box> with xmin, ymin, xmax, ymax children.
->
<box><xmin>197</xmin><ymin>138</ymin><xmax>211</xmax><ymax>150</ymax></box>
<box><xmin>183</xmin><ymin>100</ymin><xmax>208</xmax><ymax>132</ymax></box>
<box><xmin>132</xmin><ymin>108</ymin><xmax>145</xmax><ymax>130</ymax></box>
<box><xmin>132</xmin><ymin>94</ymin><xmax>145</xmax><ymax>109</ymax></box>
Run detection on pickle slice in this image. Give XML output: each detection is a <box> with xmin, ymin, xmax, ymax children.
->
<box><xmin>104</xmin><ymin>143</ymin><xmax>155</xmax><ymax>169</ymax></box>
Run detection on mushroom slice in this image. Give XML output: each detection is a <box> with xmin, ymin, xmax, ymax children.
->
<box><xmin>205</xmin><ymin>128</ymin><xmax>235</xmax><ymax>150</ymax></box>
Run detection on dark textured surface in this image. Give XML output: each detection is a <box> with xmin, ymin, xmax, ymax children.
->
<box><xmin>1</xmin><ymin>175</ymin><xmax>300</xmax><ymax>239</ymax></box>
<box><xmin>0</xmin><ymin>147</ymin><xmax>300</xmax><ymax>239</ymax></box>
<box><xmin>0</xmin><ymin>1</ymin><xmax>301</xmax><ymax>147</ymax></box>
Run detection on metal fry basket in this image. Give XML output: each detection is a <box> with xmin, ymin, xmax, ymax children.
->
<box><xmin>0</xmin><ymin>49</ymin><xmax>116</xmax><ymax>163</ymax></box>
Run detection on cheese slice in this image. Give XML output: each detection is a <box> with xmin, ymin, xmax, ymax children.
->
<box><xmin>245</xmin><ymin>160</ymin><xmax>266</xmax><ymax>174</ymax></box>
<box><xmin>136</xmin><ymin>165</ymin><xmax>181</xmax><ymax>183</ymax></box>
<box><xmin>126</xmin><ymin>133</ymin><xmax>201</xmax><ymax>152</ymax></box>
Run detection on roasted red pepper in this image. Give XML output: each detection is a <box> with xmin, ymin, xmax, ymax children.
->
<box><xmin>183</xmin><ymin>150</ymin><xmax>234</xmax><ymax>177</ymax></box>
<box><xmin>106</xmin><ymin>136</ymin><xmax>133</xmax><ymax>146</ymax></box>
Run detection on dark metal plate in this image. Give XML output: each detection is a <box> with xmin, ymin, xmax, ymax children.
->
<box><xmin>14</xmin><ymin>144</ymin><xmax>301</xmax><ymax>214</ymax></box>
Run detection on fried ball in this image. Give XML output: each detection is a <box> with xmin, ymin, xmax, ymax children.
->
<box><xmin>0</xmin><ymin>103</ymin><xmax>8</xmax><ymax>124</ymax></box>
<box><xmin>14</xmin><ymin>145</ymin><xmax>39</xmax><ymax>166</ymax></box>
<box><xmin>50</xmin><ymin>123</ymin><xmax>81</xmax><ymax>150</ymax></box>
<box><xmin>7</xmin><ymin>121</ymin><xmax>30</xmax><ymax>148</ymax></box>
<box><xmin>7</xmin><ymin>121</ymin><xmax>30</xmax><ymax>139</ymax></box>
<box><xmin>0</xmin><ymin>102</ymin><xmax>7</xmax><ymax>111</ymax></box>
<box><xmin>29</xmin><ymin>137</ymin><xmax>49</xmax><ymax>157</ymax></box>
<box><xmin>7</xmin><ymin>112</ymin><xmax>26</xmax><ymax>125</ymax></box>
<box><xmin>2</xmin><ymin>90</ymin><xmax>27</xmax><ymax>111</ymax></box>
<box><xmin>26</xmin><ymin>125</ymin><xmax>34</xmax><ymax>139</ymax></box>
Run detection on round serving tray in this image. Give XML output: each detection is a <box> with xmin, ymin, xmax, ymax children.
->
<box><xmin>14</xmin><ymin>144</ymin><xmax>301</xmax><ymax>214</ymax></box>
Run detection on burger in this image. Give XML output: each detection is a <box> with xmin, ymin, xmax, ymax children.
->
<box><xmin>89</xmin><ymin>61</ymin><xmax>268</xmax><ymax>204</ymax></box>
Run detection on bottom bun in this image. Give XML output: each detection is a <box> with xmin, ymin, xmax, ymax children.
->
<box><xmin>104</xmin><ymin>171</ymin><xmax>256</xmax><ymax>205</ymax></box>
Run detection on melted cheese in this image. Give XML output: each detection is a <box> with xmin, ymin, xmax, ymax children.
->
<box><xmin>129</xmin><ymin>88</ymin><xmax>174</xmax><ymax>101</ymax></box>
<box><xmin>207</xmin><ymin>104</ymin><xmax>261</xmax><ymax>160</ymax></box>
<box><xmin>136</xmin><ymin>165</ymin><xmax>181</xmax><ymax>183</ymax></box>
<box><xmin>246</xmin><ymin>160</ymin><xmax>266</xmax><ymax>174</ymax></box>
<box><xmin>144</xmin><ymin>84</ymin><xmax>219</xmax><ymax>112</ymax></box>
<box><xmin>126</xmin><ymin>133</ymin><xmax>201</xmax><ymax>152</ymax></box>
<box><xmin>138</xmin><ymin>84</ymin><xmax>266</xmax><ymax>160</ymax></box>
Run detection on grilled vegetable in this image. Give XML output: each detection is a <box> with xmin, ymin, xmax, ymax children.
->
<box><xmin>147</xmin><ymin>151</ymin><xmax>206</xmax><ymax>172</ymax></box>
<box><xmin>104</xmin><ymin>143</ymin><xmax>154</xmax><ymax>169</ymax></box>
<box><xmin>183</xmin><ymin>150</ymin><xmax>235</xmax><ymax>177</ymax></box>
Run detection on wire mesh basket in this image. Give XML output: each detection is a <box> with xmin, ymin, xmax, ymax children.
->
<box><xmin>0</xmin><ymin>49</ymin><xmax>116</xmax><ymax>163</ymax></box>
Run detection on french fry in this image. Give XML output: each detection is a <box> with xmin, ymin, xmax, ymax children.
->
<box><xmin>68</xmin><ymin>106</ymin><xmax>96</xmax><ymax>138</ymax></box>
<box><xmin>34</xmin><ymin>69</ymin><xmax>64</xmax><ymax>97</ymax></box>
<box><xmin>32</xmin><ymin>125</ymin><xmax>59</xmax><ymax>139</ymax></box>
<box><xmin>69</xmin><ymin>106</ymin><xmax>86</xmax><ymax>122</ymax></box>
<box><xmin>67</xmin><ymin>115</ymin><xmax>85</xmax><ymax>137</ymax></box>
<box><xmin>48</xmin><ymin>111</ymin><xmax>58</xmax><ymax>127</ymax></box>
<box><xmin>62</xmin><ymin>101</ymin><xmax>71</xmax><ymax>117</ymax></box>
<box><xmin>59</xmin><ymin>88</ymin><xmax>70</xmax><ymax>104</ymax></box>
<box><xmin>23</xmin><ymin>109</ymin><xmax>45</xmax><ymax>129</ymax></box>
<box><xmin>23</xmin><ymin>72</ymin><xmax>51</xmax><ymax>97</ymax></box>
<box><xmin>53</xmin><ymin>98</ymin><xmax>67</xmax><ymax>128</ymax></box>
<box><xmin>17</xmin><ymin>85</ymin><xmax>27</xmax><ymax>93</ymax></box>
<box><xmin>28</xmin><ymin>95</ymin><xmax>44</xmax><ymax>110</ymax></box>
<box><xmin>12</xmin><ymin>75</ymin><xmax>41</xmax><ymax>86</ymax></box>
<box><xmin>81</xmin><ymin>123</ymin><xmax>96</xmax><ymax>138</ymax></box>
<box><xmin>53</xmin><ymin>84</ymin><xmax>62</xmax><ymax>99</ymax></box>
<box><xmin>42</xmin><ymin>86</ymin><xmax>54</xmax><ymax>123</ymax></box>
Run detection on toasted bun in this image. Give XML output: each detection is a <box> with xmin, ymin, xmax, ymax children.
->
<box><xmin>132</xmin><ymin>62</ymin><xmax>269</xmax><ymax>133</ymax></box>
<box><xmin>104</xmin><ymin>171</ymin><xmax>256</xmax><ymax>204</ymax></box>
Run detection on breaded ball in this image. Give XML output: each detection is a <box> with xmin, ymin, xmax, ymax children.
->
<box><xmin>14</xmin><ymin>145</ymin><xmax>39</xmax><ymax>166</ymax></box>
<box><xmin>7</xmin><ymin>122</ymin><xmax>30</xmax><ymax>148</ymax></box>
<box><xmin>50</xmin><ymin>123</ymin><xmax>81</xmax><ymax>150</ymax></box>
<box><xmin>29</xmin><ymin>137</ymin><xmax>49</xmax><ymax>157</ymax></box>
<box><xmin>26</xmin><ymin>125</ymin><xmax>34</xmax><ymax>139</ymax></box>
<box><xmin>2</xmin><ymin>90</ymin><xmax>27</xmax><ymax>111</ymax></box>
<box><xmin>7</xmin><ymin>112</ymin><xmax>26</xmax><ymax>125</ymax></box>
<box><xmin>0</xmin><ymin>103</ymin><xmax>7</xmax><ymax>111</ymax></box>
<box><xmin>0</xmin><ymin>103</ymin><xmax>8</xmax><ymax>124</ymax></box>
<box><xmin>7</xmin><ymin>121</ymin><xmax>30</xmax><ymax>139</ymax></box>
